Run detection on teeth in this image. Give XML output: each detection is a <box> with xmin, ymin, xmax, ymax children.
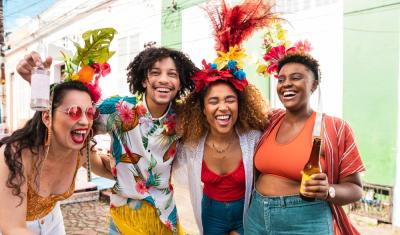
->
<box><xmin>283</xmin><ymin>91</ymin><xmax>296</xmax><ymax>97</ymax></box>
<box><xmin>73</xmin><ymin>130</ymin><xmax>87</xmax><ymax>135</ymax></box>
<box><xmin>157</xmin><ymin>88</ymin><xmax>170</xmax><ymax>93</ymax></box>
<box><xmin>216</xmin><ymin>115</ymin><xmax>230</xmax><ymax>120</ymax></box>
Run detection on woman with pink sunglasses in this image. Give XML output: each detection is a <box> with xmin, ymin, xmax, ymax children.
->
<box><xmin>0</xmin><ymin>80</ymin><xmax>113</xmax><ymax>235</ymax></box>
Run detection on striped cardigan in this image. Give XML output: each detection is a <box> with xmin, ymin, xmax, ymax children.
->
<box><xmin>256</xmin><ymin>109</ymin><xmax>365</xmax><ymax>235</ymax></box>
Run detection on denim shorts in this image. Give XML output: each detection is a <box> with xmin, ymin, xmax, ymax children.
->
<box><xmin>244</xmin><ymin>190</ymin><xmax>333</xmax><ymax>235</ymax></box>
<box><xmin>26</xmin><ymin>203</ymin><xmax>66</xmax><ymax>235</ymax></box>
<box><xmin>202</xmin><ymin>194</ymin><xmax>245</xmax><ymax>235</ymax></box>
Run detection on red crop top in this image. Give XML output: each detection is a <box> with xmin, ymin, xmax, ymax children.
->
<box><xmin>201</xmin><ymin>160</ymin><xmax>245</xmax><ymax>202</ymax></box>
<box><xmin>254</xmin><ymin>112</ymin><xmax>325</xmax><ymax>181</ymax></box>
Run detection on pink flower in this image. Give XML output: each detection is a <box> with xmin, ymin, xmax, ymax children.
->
<box><xmin>165</xmin><ymin>220</ymin><xmax>173</xmax><ymax>230</ymax></box>
<box><xmin>136</xmin><ymin>104</ymin><xmax>147</xmax><ymax>117</ymax></box>
<box><xmin>135</xmin><ymin>180</ymin><xmax>148</xmax><ymax>194</ymax></box>
<box><xmin>100</xmin><ymin>63</ymin><xmax>111</xmax><ymax>77</ymax></box>
<box><xmin>294</xmin><ymin>40</ymin><xmax>312</xmax><ymax>53</ymax></box>
<box><xmin>264</xmin><ymin>45</ymin><xmax>296</xmax><ymax>77</ymax></box>
<box><xmin>116</xmin><ymin>101</ymin><xmax>134</xmax><ymax>124</ymax></box>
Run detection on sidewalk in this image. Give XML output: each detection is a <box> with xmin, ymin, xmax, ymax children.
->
<box><xmin>61</xmin><ymin>183</ymin><xmax>399</xmax><ymax>235</ymax></box>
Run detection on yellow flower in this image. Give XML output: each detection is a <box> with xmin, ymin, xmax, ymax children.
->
<box><xmin>214</xmin><ymin>46</ymin><xmax>246</xmax><ymax>70</ymax></box>
<box><xmin>256</xmin><ymin>64</ymin><xmax>267</xmax><ymax>74</ymax></box>
<box><xmin>71</xmin><ymin>73</ymin><xmax>80</xmax><ymax>81</ymax></box>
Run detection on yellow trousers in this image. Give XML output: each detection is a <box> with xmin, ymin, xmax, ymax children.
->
<box><xmin>110</xmin><ymin>202</ymin><xmax>184</xmax><ymax>235</ymax></box>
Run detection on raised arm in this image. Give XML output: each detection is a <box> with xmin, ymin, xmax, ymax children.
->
<box><xmin>0</xmin><ymin>146</ymin><xmax>35</xmax><ymax>235</ymax></box>
<box><xmin>88</xmin><ymin>148</ymin><xmax>114</xmax><ymax>180</ymax></box>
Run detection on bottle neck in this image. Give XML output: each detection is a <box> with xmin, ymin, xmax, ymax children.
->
<box><xmin>308</xmin><ymin>138</ymin><xmax>322</xmax><ymax>166</ymax></box>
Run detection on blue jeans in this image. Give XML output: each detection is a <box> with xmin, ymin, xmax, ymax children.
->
<box><xmin>108</xmin><ymin>217</ymin><xmax>120</xmax><ymax>235</ymax></box>
<box><xmin>244</xmin><ymin>190</ymin><xmax>333</xmax><ymax>235</ymax></box>
<box><xmin>202</xmin><ymin>194</ymin><xmax>244</xmax><ymax>235</ymax></box>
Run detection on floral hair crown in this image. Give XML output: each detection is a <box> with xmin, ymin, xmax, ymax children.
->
<box><xmin>258</xmin><ymin>34</ymin><xmax>313</xmax><ymax>78</ymax></box>
<box><xmin>61</xmin><ymin>28</ymin><xmax>117</xmax><ymax>103</ymax></box>
<box><xmin>192</xmin><ymin>0</ymin><xmax>278</xmax><ymax>93</ymax></box>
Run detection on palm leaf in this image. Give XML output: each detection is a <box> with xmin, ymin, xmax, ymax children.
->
<box><xmin>72</xmin><ymin>28</ymin><xmax>117</xmax><ymax>66</ymax></box>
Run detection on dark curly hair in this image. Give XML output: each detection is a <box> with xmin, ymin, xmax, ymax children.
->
<box><xmin>0</xmin><ymin>81</ymin><xmax>92</xmax><ymax>204</ymax></box>
<box><xmin>177</xmin><ymin>80</ymin><xmax>269</xmax><ymax>143</ymax></box>
<box><xmin>277</xmin><ymin>53</ymin><xmax>320</xmax><ymax>81</ymax></box>
<box><xmin>126</xmin><ymin>47</ymin><xmax>199</xmax><ymax>100</ymax></box>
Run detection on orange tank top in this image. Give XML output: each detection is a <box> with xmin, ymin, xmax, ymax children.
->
<box><xmin>254</xmin><ymin>112</ymin><xmax>325</xmax><ymax>181</ymax></box>
<box><xmin>26</xmin><ymin>153</ymin><xmax>80</xmax><ymax>221</ymax></box>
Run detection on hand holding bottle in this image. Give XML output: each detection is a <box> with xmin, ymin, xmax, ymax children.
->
<box><xmin>16</xmin><ymin>51</ymin><xmax>53</xmax><ymax>83</ymax></box>
<box><xmin>301</xmin><ymin>172</ymin><xmax>330</xmax><ymax>200</ymax></box>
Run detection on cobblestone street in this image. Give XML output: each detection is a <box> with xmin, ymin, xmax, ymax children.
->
<box><xmin>61</xmin><ymin>200</ymin><xmax>109</xmax><ymax>235</ymax></box>
<box><xmin>60</xmin><ymin>184</ymin><xmax>399</xmax><ymax>235</ymax></box>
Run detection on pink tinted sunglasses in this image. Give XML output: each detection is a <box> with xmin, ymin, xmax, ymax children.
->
<box><xmin>56</xmin><ymin>105</ymin><xmax>99</xmax><ymax>121</ymax></box>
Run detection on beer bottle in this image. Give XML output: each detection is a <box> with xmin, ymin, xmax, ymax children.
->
<box><xmin>300</xmin><ymin>138</ymin><xmax>322</xmax><ymax>201</ymax></box>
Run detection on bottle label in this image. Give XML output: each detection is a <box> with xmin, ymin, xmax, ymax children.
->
<box><xmin>31</xmin><ymin>72</ymin><xmax>50</xmax><ymax>100</ymax></box>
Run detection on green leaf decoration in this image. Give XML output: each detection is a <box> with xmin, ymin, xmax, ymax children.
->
<box><xmin>72</xmin><ymin>28</ymin><xmax>117</xmax><ymax>66</ymax></box>
<box><xmin>142</xmin><ymin>136</ymin><xmax>149</xmax><ymax>149</ymax></box>
<box><xmin>160</xmin><ymin>187</ymin><xmax>171</xmax><ymax>195</ymax></box>
<box><xmin>164</xmin><ymin>194</ymin><xmax>173</xmax><ymax>210</ymax></box>
<box><xmin>149</xmin><ymin>154</ymin><xmax>157</xmax><ymax>169</ymax></box>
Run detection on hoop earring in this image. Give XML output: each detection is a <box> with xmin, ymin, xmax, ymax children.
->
<box><xmin>44</xmin><ymin>127</ymin><xmax>52</xmax><ymax>146</ymax></box>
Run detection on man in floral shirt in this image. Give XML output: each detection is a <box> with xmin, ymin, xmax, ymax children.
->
<box><xmin>98</xmin><ymin>47</ymin><xmax>198</xmax><ymax>234</ymax></box>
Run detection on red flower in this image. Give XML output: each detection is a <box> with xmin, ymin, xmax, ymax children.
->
<box><xmin>263</xmin><ymin>45</ymin><xmax>296</xmax><ymax>78</ymax></box>
<box><xmin>135</xmin><ymin>180</ymin><xmax>148</xmax><ymax>194</ymax></box>
<box><xmin>165</xmin><ymin>220</ymin><xmax>173</xmax><ymax>230</ymax></box>
<box><xmin>85</xmin><ymin>81</ymin><xmax>102</xmax><ymax>103</ymax></box>
<box><xmin>169</xmin><ymin>184</ymin><xmax>174</xmax><ymax>193</ymax></box>
<box><xmin>164</xmin><ymin>114</ymin><xmax>176</xmax><ymax>134</ymax></box>
<box><xmin>136</xmin><ymin>104</ymin><xmax>147</xmax><ymax>117</ymax></box>
<box><xmin>111</xmin><ymin>167</ymin><xmax>117</xmax><ymax>176</ymax></box>
<box><xmin>100</xmin><ymin>63</ymin><xmax>111</xmax><ymax>77</ymax></box>
<box><xmin>191</xmin><ymin>60</ymin><xmax>247</xmax><ymax>92</ymax></box>
<box><xmin>91</xmin><ymin>63</ymin><xmax>101</xmax><ymax>74</ymax></box>
<box><xmin>167</xmin><ymin>143</ymin><xmax>177</xmax><ymax>158</ymax></box>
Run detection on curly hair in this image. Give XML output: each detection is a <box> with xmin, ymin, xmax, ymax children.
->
<box><xmin>277</xmin><ymin>53</ymin><xmax>320</xmax><ymax>81</ymax></box>
<box><xmin>0</xmin><ymin>81</ymin><xmax>92</xmax><ymax>204</ymax></box>
<box><xmin>126</xmin><ymin>47</ymin><xmax>199</xmax><ymax>100</ymax></box>
<box><xmin>177</xmin><ymin>81</ymin><xmax>269</xmax><ymax>143</ymax></box>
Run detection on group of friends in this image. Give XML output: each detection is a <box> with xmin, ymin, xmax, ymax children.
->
<box><xmin>0</xmin><ymin>1</ymin><xmax>364</xmax><ymax>235</ymax></box>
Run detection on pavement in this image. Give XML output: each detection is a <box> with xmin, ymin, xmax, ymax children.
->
<box><xmin>61</xmin><ymin>183</ymin><xmax>399</xmax><ymax>235</ymax></box>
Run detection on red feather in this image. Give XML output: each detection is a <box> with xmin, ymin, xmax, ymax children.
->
<box><xmin>204</xmin><ymin>0</ymin><xmax>277</xmax><ymax>53</ymax></box>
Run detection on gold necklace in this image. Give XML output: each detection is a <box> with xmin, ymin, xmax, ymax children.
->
<box><xmin>211</xmin><ymin>137</ymin><xmax>234</xmax><ymax>154</ymax></box>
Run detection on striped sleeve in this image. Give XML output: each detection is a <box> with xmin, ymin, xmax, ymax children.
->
<box><xmin>338</xmin><ymin>120</ymin><xmax>365</xmax><ymax>179</ymax></box>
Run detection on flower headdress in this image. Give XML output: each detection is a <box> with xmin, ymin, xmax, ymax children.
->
<box><xmin>258</xmin><ymin>28</ymin><xmax>313</xmax><ymax>78</ymax></box>
<box><xmin>61</xmin><ymin>27</ymin><xmax>117</xmax><ymax>103</ymax></box>
<box><xmin>192</xmin><ymin>0</ymin><xmax>278</xmax><ymax>93</ymax></box>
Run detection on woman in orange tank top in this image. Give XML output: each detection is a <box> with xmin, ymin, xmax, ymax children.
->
<box><xmin>244</xmin><ymin>45</ymin><xmax>365</xmax><ymax>235</ymax></box>
<box><xmin>0</xmin><ymin>53</ymin><xmax>113</xmax><ymax>235</ymax></box>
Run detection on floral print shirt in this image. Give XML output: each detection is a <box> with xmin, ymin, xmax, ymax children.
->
<box><xmin>98</xmin><ymin>94</ymin><xmax>178</xmax><ymax>232</ymax></box>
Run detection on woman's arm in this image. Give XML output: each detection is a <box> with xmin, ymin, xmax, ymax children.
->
<box><xmin>88</xmin><ymin>149</ymin><xmax>114</xmax><ymax>180</ymax></box>
<box><xmin>0</xmin><ymin>147</ymin><xmax>35</xmax><ymax>235</ymax></box>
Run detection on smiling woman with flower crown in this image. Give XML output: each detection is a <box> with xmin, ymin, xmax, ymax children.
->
<box><xmin>245</xmin><ymin>40</ymin><xmax>365</xmax><ymax>235</ymax></box>
<box><xmin>174</xmin><ymin>1</ymin><xmax>276</xmax><ymax>234</ymax></box>
<box><xmin>1</xmin><ymin>28</ymin><xmax>116</xmax><ymax>235</ymax></box>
